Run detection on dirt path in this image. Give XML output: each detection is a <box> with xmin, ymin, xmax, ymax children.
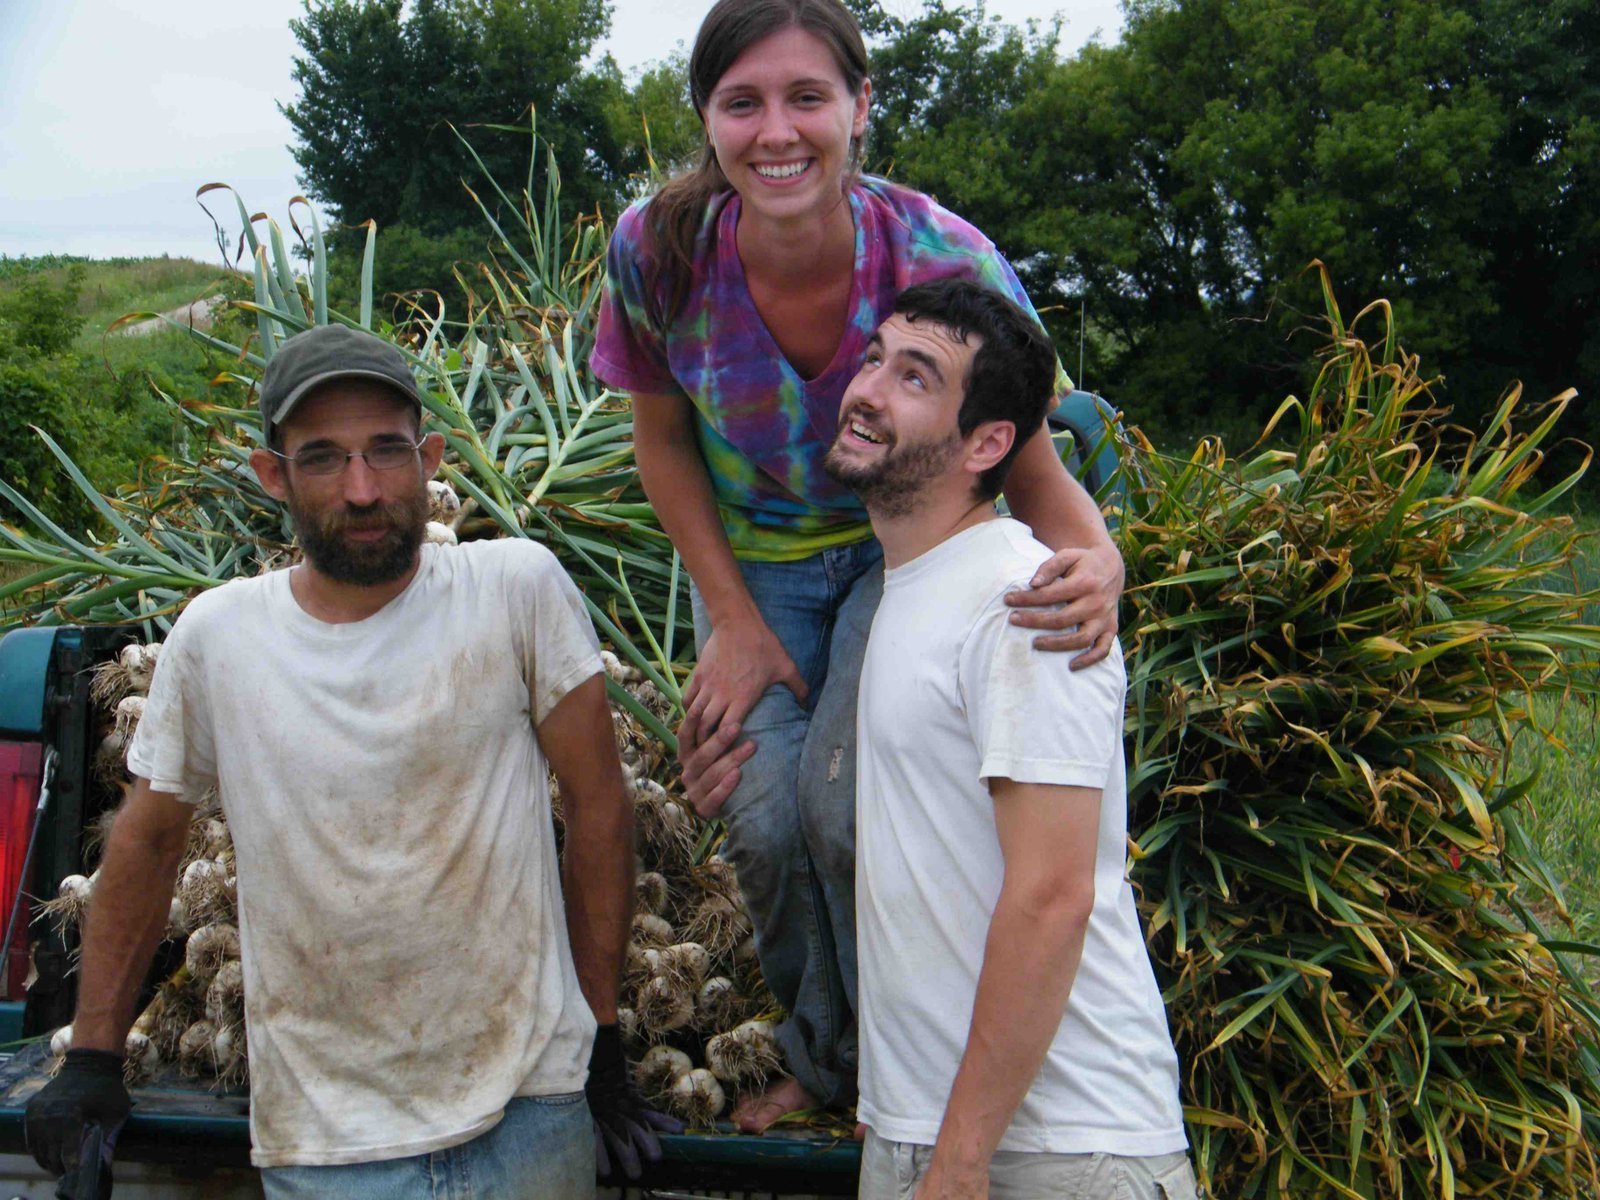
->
<box><xmin>116</xmin><ymin>294</ymin><xmax>225</xmax><ymax>337</ymax></box>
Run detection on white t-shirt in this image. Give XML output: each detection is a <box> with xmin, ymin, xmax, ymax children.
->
<box><xmin>855</xmin><ymin>518</ymin><xmax>1187</xmax><ymax>1156</ymax></box>
<box><xmin>128</xmin><ymin>539</ymin><xmax>602</xmax><ymax>1168</ymax></box>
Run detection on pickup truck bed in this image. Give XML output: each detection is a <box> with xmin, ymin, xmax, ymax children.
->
<box><xmin>0</xmin><ymin>1039</ymin><xmax>861</xmax><ymax>1195</ymax></box>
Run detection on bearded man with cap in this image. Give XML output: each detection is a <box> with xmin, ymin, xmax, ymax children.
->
<box><xmin>23</xmin><ymin>324</ymin><xmax>677</xmax><ymax>1199</ymax></box>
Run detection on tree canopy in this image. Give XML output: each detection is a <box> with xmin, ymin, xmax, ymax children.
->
<box><xmin>283</xmin><ymin>0</ymin><xmax>637</xmax><ymax>231</ymax></box>
<box><xmin>856</xmin><ymin>0</ymin><xmax>1595</xmax><ymax>449</ymax></box>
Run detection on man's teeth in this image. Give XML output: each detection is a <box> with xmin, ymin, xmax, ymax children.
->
<box><xmin>851</xmin><ymin>420</ymin><xmax>884</xmax><ymax>444</ymax></box>
<box><xmin>755</xmin><ymin>161</ymin><xmax>808</xmax><ymax>179</ymax></box>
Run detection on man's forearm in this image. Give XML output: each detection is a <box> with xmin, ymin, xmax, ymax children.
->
<box><xmin>928</xmin><ymin>887</ymin><xmax>1092</xmax><ymax>1179</ymax></box>
<box><xmin>73</xmin><ymin>799</ymin><xmax>189</xmax><ymax>1052</ymax></box>
<box><xmin>561</xmin><ymin>783</ymin><xmax>635</xmax><ymax>1024</ymax></box>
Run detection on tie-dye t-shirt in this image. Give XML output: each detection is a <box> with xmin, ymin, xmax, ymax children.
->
<box><xmin>590</xmin><ymin>177</ymin><xmax>1065</xmax><ymax>562</ymax></box>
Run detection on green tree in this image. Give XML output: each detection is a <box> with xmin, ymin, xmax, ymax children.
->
<box><xmin>615</xmin><ymin>52</ymin><xmax>702</xmax><ymax>188</ymax></box>
<box><xmin>854</xmin><ymin>0</ymin><xmax>1059</xmax><ymax>208</ymax></box>
<box><xmin>1455</xmin><ymin>0</ymin><xmax>1599</xmax><ymax>437</ymax></box>
<box><xmin>0</xmin><ymin>346</ymin><xmax>86</xmax><ymax>528</ymax></box>
<box><xmin>282</xmin><ymin>0</ymin><xmax>637</xmax><ymax>233</ymax></box>
<box><xmin>0</xmin><ymin>265</ymin><xmax>241</xmax><ymax>531</ymax></box>
<box><xmin>853</xmin><ymin>0</ymin><xmax>1595</xmax><ymax>452</ymax></box>
<box><xmin>0</xmin><ymin>270</ymin><xmax>90</xmax><ymax>526</ymax></box>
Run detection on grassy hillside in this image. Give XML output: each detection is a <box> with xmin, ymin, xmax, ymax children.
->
<box><xmin>0</xmin><ymin>255</ymin><xmax>252</xmax><ymax>534</ymax></box>
<box><xmin>1</xmin><ymin>254</ymin><xmax>226</xmax><ymax>321</ymax></box>
<box><xmin>1</xmin><ymin>253</ymin><xmax>245</xmax><ymax>376</ymax></box>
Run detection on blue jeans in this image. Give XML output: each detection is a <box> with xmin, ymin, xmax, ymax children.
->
<box><xmin>691</xmin><ymin>537</ymin><xmax>884</xmax><ymax>1106</ymax></box>
<box><xmin>260</xmin><ymin>1092</ymin><xmax>594</xmax><ymax>1199</ymax></box>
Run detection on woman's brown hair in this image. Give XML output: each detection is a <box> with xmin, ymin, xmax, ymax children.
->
<box><xmin>641</xmin><ymin>0</ymin><xmax>870</xmax><ymax>326</ymax></box>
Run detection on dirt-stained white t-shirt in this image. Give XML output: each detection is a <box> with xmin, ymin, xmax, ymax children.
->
<box><xmin>855</xmin><ymin>518</ymin><xmax>1188</xmax><ymax>1156</ymax></box>
<box><xmin>128</xmin><ymin>539</ymin><xmax>601</xmax><ymax>1167</ymax></box>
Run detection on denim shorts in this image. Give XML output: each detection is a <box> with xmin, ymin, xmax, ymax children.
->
<box><xmin>260</xmin><ymin>1092</ymin><xmax>594</xmax><ymax>1200</ymax></box>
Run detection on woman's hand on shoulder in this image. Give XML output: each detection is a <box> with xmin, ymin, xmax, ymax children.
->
<box><xmin>677</xmin><ymin>618</ymin><xmax>809</xmax><ymax>819</ymax></box>
<box><xmin>1002</xmin><ymin>540</ymin><xmax>1125</xmax><ymax>668</ymax></box>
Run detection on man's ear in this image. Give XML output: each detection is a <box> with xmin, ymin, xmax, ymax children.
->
<box><xmin>250</xmin><ymin>447</ymin><xmax>289</xmax><ymax>502</ymax></box>
<box><xmin>964</xmin><ymin>420</ymin><xmax>1016</xmax><ymax>482</ymax></box>
<box><xmin>420</xmin><ymin>430</ymin><xmax>446</xmax><ymax>478</ymax></box>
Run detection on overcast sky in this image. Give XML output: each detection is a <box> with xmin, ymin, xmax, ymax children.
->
<box><xmin>0</xmin><ymin>0</ymin><xmax>1123</xmax><ymax>266</ymax></box>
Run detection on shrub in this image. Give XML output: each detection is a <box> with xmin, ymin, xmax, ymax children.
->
<box><xmin>0</xmin><ymin>267</ymin><xmax>85</xmax><ymax>356</ymax></box>
<box><xmin>1122</xmin><ymin>272</ymin><xmax>1600</xmax><ymax>1196</ymax></box>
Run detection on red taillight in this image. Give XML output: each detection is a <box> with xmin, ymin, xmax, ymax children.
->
<box><xmin>0</xmin><ymin>742</ymin><xmax>43</xmax><ymax>1000</ymax></box>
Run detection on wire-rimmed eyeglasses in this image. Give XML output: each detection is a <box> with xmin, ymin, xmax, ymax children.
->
<box><xmin>268</xmin><ymin>437</ymin><xmax>426</xmax><ymax>477</ymax></box>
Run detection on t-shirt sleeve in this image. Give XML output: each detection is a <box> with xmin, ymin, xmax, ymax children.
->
<box><xmin>957</xmin><ymin>587</ymin><xmax>1124</xmax><ymax>790</ymax></box>
<box><xmin>124</xmin><ymin>609</ymin><xmax>218</xmax><ymax>804</ymax></box>
<box><xmin>589</xmin><ymin>201</ymin><xmax>685</xmax><ymax>397</ymax></box>
<box><xmin>510</xmin><ymin>545</ymin><xmax>605</xmax><ymax>726</ymax></box>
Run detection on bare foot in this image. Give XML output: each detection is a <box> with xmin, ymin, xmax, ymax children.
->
<box><xmin>732</xmin><ymin>1076</ymin><xmax>818</xmax><ymax>1134</ymax></box>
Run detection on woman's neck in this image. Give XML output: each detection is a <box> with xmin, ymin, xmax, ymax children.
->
<box><xmin>735</xmin><ymin>189</ymin><xmax>855</xmax><ymax>285</ymax></box>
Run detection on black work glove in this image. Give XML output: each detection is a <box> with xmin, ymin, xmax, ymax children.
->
<box><xmin>585</xmin><ymin>1023</ymin><xmax>682</xmax><ymax>1181</ymax></box>
<box><xmin>25</xmin><ymin>1048</ymin><xmax>128</xmax><ymax>1197</ymax></box>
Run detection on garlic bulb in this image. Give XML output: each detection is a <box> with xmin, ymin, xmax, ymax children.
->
<box><xmin>178</xmin><ymin>1020</ymin><xmax>217</xmax><ymax>1075</ymax></box>
<box><xmin>635</xmin><ymin>871</ymin><xmax>669</xmax><ymax>916</ymax></box>
<box><xmin>113</xmin><ymin>695</ymin><xmax>145</xmax><ymax>740</ymax></box>
<box><xmin>210</xmin><ymin>1024</ymin><xmax>245</xmax><ymax>1081</ymax></box>
<box><xmin>696</xmin><ymin>976</ymin><xmax>745</xmax><ymax>1028</ymax></box>
<box><xmin>635</xmin><ymin>1044</ymin><xmax>692</xmax><ymax>1101</ymax></box>
<box><xmin>427</xmin><ymin>480</ymin><xmax>460</xmax><ymax>523</ymax></box>
<box><xmin>637</xmin><ymin>975</ymin><xmax>694</xmax><ymax>1035</ymax></box>
<box><xmin>123</xmin><ymin>1030</ymin><xmax>161</xmax><ymax>1082</ymax></box>
<box><xmin>705</xmin><ymin>1019</ymin><xmax>781</xmax><ymax>1088</ymax></box>
<box><xmin>660</xmin><ymin>942</ymin><xmax>710</xmax><ymax>987</ymax></box>
<box><xmin>205</xmin><ymin>960</ymin><xmax>245</xmax><ymax>1026</ymax></box>
<box><xmin>631</xmin><ymin>913</ymin><xmax>674</xmax><ymax>947</ymax></box>
<box><xmin>600</xmin><ymin>649</ymin><xmax>643</xmax><ymax>684</ymax></box>
<box><xmin>688</xmin><ymin>891</ymin><xmax>753</xmax><ymax>956</ymax></box>
<box><xmin>184</xmin><ymin>922</ymin><xmax>239</xmax><ymax>982</ymax></box>
<box><xmin>668</xmin><ymin>1068</ymin><xmax>727</xmax><ymax>1125</ymax></box>
<box><xmin>166</xmin><ymin>894</ymin><xmax>190</xmax><ymax>938</ymax></box>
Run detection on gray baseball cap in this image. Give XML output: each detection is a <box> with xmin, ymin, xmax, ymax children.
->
<box><xmin>258</xmin><ymin>324</ymin><xmax>422</xmax><ymax>440</ymax></box>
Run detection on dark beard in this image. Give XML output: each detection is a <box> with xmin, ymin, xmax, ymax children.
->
<box><xmin>823</xmin><ymin>431</ymin><xmax>963</xmax><ymax>518</ymax></box>
<box><xmin>287</xmin><ymin>487</ymin><xmax>429</xmax><ymax>585</ymax></box>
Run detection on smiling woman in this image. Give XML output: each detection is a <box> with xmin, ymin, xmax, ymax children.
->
<box><xmin>587</xmin><ymin>0</ymin><xmax>1128</xmax><ymax>1132</ymax></box>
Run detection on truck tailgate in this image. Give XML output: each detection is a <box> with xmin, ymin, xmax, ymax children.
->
<box><xmin>0</xmin><ymin>1041</ymin><xmax>862</xmax><ymax>1193</ymax></box>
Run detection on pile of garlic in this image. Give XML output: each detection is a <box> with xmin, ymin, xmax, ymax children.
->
<box><xmin>596</xmin><ymin>650</ymin><xmax>784</xmax><ymax>1127</ymax></box>
<box><xmin>43</xmin><ymin>640</ymin><xmax>248</xmax><ymax>1087</ymax></box>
